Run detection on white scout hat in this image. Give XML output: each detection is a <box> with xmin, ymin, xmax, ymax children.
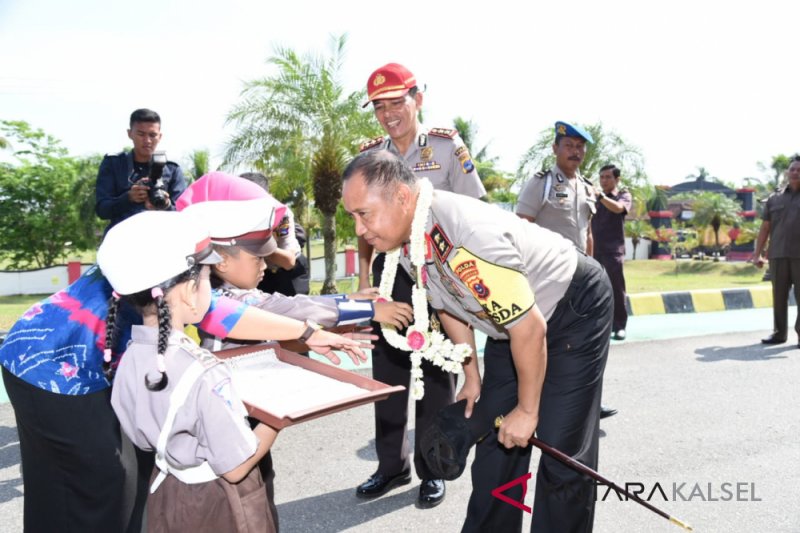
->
<box><xmin>97</xmin><ymin>210</ymin><xmax>222</xmax><ymax>295</ymax></box>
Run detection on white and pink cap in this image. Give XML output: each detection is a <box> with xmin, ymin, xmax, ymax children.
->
<box><xmin>177</xmin><ymin>172</ymin><xmax>287</xmax><ymax>256</ymax></box>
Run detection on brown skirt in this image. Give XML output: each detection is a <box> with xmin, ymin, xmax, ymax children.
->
<box><xmin>147</xmin><ymin>466</ymin><xmax>276</xmax><ymax>533</ymax></box>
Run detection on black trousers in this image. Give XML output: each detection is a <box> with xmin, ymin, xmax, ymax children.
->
<box><xmin>370</xmin><ymin>253</ymin><xmax>456</xmax><ymax>479</ymax></box>
<box><xmin>462</xmin><ymin>255</ymin><xmax>612</xmax><ymax>533</ymax></box>
<box><xmin>2</xmin><ymin>368</ymin><xmax>148</xmax><ymax>533</ymax></box>
<box><xmin>594</xmin><ymin>253</ymin><xmax>627</xmax><ymax>331</ymax></box>
<box><xmin>770</xmin><ymin>257</ymin><xmax>800</xmax><ymax>340</ymax></box>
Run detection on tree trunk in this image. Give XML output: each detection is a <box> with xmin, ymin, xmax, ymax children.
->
<box><xmin>632</xmin><ymin>237</ymin><xmax>639</xmax><ymax>259</ymax></box>
<box><xmin>321</xmin><ymin>212</ymin><xmax>337</xmax><ymax>294</ymax></box>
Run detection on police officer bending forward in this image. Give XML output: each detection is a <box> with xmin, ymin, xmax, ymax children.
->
<box><xmin>342</xmin><ymin>150</ymin><xmax>613</xmax><ymax>533</ymax></box>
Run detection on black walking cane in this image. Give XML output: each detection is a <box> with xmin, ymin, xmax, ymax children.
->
<box><xmin>494</xmin><ymin>415</ymin><xmax>694</xmax><ymax>531</ymax></box>
<box><xmin>419</xmin><ymin>400</ymin><xmax>694</xmax><ymax>532</ymax></box>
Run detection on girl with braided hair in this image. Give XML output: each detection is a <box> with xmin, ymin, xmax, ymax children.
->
<box><xmin>100</xmin><ymin>210</ymin><xmax>278</xmax><ymax>532</ymax></box>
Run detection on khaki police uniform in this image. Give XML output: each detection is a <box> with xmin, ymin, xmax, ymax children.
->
<box><xmin>111</xmin><ymin>327</ymin><xmax>274</xmax><ymax>532</ymax></box>
<box><xmin>762</xmin><ymin>187</ymin><xmax>800</xmax><ymax>340</ymax></box>
<box><xmin>399</xmin><ymin>190</ymin><xmax>612</xmax><ymax>532</ymax></box>
<box><xmin>360</xmin><ymin>125</ymin><xmax>486</xmax><ymax>481</ymax></box>
<box><xmin>516</xmin><ymin>165</ymin><xmax>596</xmax><ymax>251</ymax></box>
<box><xmin>360</xmin><ymin>126</ymin><xmax>486</xmax><ymax>199</ymax></box>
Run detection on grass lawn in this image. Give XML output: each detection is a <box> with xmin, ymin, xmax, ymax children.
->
<box><xmin>0</xmin><ymin>259</ymin><xmax>769</xmax><ymax>331</ymax></box>
<box><xmin>623</xmin><ymin>259</ymin><xmax>768</xmax><ymax>293</ymax></box>
<box><xmin>307</xmin><ymin>259</ymin><xmax>769</xmax><ymax>296</ymax></box>
<box><xmin>0</xmin><ymin>294</ymin><xmax>45</xmax><ymax>331</ymax></box>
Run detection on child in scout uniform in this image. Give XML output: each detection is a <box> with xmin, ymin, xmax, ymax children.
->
<box><xmin>175</xmin><ymin>172</ymin><xmax>414</xmax><ymax>351</ymax></box>
<box><xmin>100</xmin><ymin>210</ymin><xmax>278</xmax><ymax>533</ymax></box>
<box><xmin>176</xmin><ymin>171</ymin><xmax>413</xmax><ymax>528</ymax></box>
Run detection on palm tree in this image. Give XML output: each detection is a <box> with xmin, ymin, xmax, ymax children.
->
<box><xmin>690</xmin><ymin>191</ymin><xmax>743</xmax><ymax>259</ymax></box>
<box><xmin>452</xmin><ymin>116</ymin><xmax>513</xmax><ymax>201</ymax></box>
<box><xmin>223</xmin><ymin>34</ymin><xmax>380</xmax><ymax>293</ymax></box>
<box><xmin>756</xmin><ymin>154</ymin><xmax>792</xmax><ymax>191</ymax></box>
<box><xmin>623</xmin><ymin>219</ymin><xmax>653</xmax><ymax>259</ymax></box>
<box><xmin>185</xmin><ymin>149</ymin><xmax>210</xmax><ymax>183</ymax></box>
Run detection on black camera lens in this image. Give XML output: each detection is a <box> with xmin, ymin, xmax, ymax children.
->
<box><xmin>148</xmin><ymin>182</ymin><xmax>170</xmax><ymax>210</ymax></box>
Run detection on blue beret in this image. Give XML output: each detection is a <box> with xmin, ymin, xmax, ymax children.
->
<box><xmin>554</xmin><ymin>121</ymin><xmax>594</xmax><ymax>144</ymax></box>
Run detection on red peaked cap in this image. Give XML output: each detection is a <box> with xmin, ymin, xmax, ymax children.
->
<box><xmin>363</xmin><ymin>63</ymin><xmax>417</xmax><ymax>107</ymax></box>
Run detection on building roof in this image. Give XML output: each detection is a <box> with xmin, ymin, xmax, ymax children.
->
<box><xmin>666</xmin><ymin>175</ymin><xmax>736</xmax><ymax>197</ymax></box>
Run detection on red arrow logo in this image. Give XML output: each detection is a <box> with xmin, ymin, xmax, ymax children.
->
<box><xmin>491</xmin><ymin>472</ymin><xmax>532</xmax><ymax>514</ymax></box>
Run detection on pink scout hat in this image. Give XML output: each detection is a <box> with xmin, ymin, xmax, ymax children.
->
<box><xmin>176</xmin><ymin>172</ymin><xmax>287</xmax><ymax>257</ymax></box>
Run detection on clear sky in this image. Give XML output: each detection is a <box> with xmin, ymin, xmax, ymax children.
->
<box><xmin>1</xmin><ymin>0</ymin><xmax>797</xmax><ymax>187</ymax></box>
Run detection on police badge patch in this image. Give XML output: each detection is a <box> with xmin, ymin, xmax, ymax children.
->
<box><xmin>276</xmin><ymin>215</ymin><xmax>291</xmax><ymax>237</ymax></box>
<box><xmin>429</xmin><ymin>224</ymin><xmax>453</xmax><ymax>262</ymax></box>
<box><xmin>447</xmin><ymin>247</ymin><xmax>535</xmax><ymax>327</ymax></box>
<box><xmin>457</xmin><ymin>148</ymin><xmax>475</xmax><ymax>174</ymax></box>
<box><xmin>453</xmin><ymin>259</ymin><xmax>491</xmax><ymax>300</ymax></box>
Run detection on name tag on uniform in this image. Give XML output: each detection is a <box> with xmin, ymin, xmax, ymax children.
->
<box><xmin>555</xmin><ymin>192</ymin><xmax>569</xmax><ymax>198</ymax></box>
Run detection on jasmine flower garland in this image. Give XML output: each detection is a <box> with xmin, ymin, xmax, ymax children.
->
<box><xmin>378</xmin><ymin>178</ymin><xmax>473</xmax><ymax>400</ymax></box>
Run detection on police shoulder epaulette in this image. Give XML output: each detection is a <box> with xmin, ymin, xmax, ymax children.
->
<box><xmin>359</xmin><ymin>136</ymin><xmax>385</xmax><ymax>152</ymax></box>
<box><xmin>535</xmin><ymin>169</ymin><xmax>552</xmax><ymax>179</ymax></box>
<box><xmin>428</xmin><ymin>127</ymin><xmax>458</xmax><ymax>139</ymax></box>
<box><xmin>580</xmin><ymin>176</ymin><xmax>594</xmax><ymax>186</ymax></box>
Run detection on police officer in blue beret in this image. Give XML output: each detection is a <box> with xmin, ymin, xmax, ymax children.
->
<box><xmin>95</xmin><ymin>108</ymin><xmax>187</xmax><ymax>233</ymax></box>
<box><xmin>516</xmin><ymin>121</ymin><xmax>618</xmax><ymax>419</ymax></box>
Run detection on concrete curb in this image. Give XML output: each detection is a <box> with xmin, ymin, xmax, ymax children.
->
<box><xmin>626</xmin><ymin>285</ymin><xmax>796</xmax><ymax>316</ymax></box>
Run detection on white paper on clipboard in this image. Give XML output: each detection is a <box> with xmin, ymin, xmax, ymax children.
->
<box><xmin>225</xmin><ymin>348</ymin><xmax>366</xmax><ymax>418</ymax></box>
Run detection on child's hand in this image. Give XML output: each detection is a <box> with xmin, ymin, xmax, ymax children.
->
<box><xmin>305</xmin><ymin>329</ymin><xmax>369</xmax><ymax>366</ymax></box>
<box><xmin>373</xmin><ymin>301</ymin><xmax>413</xmax><ymax>329</ymax></box>
<box><xmin>349</xmin><ymin>287</ymin><xmax>379</xmax><ymax>300</ymax></box>
<box><xmin>329</xmin><ymin>325</ymin><xmax>378</xmax><ymax>345</ymax></box>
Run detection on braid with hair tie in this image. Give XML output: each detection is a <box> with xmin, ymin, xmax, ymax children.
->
<box><xmin>144</xmin><ymin>289</ymin><xmax>171</xmax><ymax>391</ymax></box>
<box><xmin>103</xmin><ymin>295</ymin><xmax>120</xmax><ymax>381</ymax></box>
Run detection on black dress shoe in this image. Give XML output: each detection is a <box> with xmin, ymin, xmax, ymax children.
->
<box><xmin>761</xmin><ymin>334</ymin><xmax>787</xmax><ymax>345</ymax></box>
<box><xmin>356</xmin><ymin>469</ymin><xmax>411</xmax><ymax>499</ymax></box>
<box><xmin>600</xmin><ymin>405</ymin><xmax>618</xmax><ymax>419</ymax></box>
<box><xmin>418</xmin><ymin>479</ymin><xmax>445</xmax><ymax>509</ymax></box>
<box><xmin>613</xmin><ymin>329</ymin><xmax>626</xmax><ymax>341</ymax></box>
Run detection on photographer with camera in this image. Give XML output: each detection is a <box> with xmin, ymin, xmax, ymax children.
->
<box><xmin>95</xmin><ymin>108</ymin><xmax>187</xmax><ymax>233</ymax></box>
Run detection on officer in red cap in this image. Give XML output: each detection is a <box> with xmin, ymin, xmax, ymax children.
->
<box><xmin>355</xmin><ymin>62</ymin><xmax>486</xmax><ymax>509</ymax></box>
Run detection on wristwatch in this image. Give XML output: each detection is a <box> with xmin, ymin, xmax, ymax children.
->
<box><xmin>298</xmin><ymin>319</ymin><xmax>322</xmax><ymax>343</ymax></box>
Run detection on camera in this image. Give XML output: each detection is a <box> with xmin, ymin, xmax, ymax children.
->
<box><xmin>135</xmin><ymin>151</ymin><xmax>170</xmax><ymax>210</ymax></box>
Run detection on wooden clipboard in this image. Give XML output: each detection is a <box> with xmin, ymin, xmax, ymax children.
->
<box><xmin>214</xmin><ymin>343</ymin><xmax>405</xmax><ymax>429</ymax></box>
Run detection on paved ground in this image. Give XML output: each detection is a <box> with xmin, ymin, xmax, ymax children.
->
<box><xmin>0</xmin><ymin>307</ymin><xmax>797</xmax><ymax>532</ymax></box>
